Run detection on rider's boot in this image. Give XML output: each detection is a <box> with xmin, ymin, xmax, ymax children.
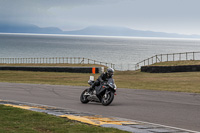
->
<box><xmin>88</xmin><ymin>82</ymin><xmax>95</xmax><ymax>93</ymax></box>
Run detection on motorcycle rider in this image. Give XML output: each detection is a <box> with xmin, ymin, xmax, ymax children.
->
<box><xmin>88</xmin><ymin>67</ymin><xmax>114</xmax><ymax>93</ymax></box>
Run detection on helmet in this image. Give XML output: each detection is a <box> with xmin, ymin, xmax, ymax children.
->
<box><xmin>107</xmin><ymin>67</ymin><xmax>114</xmax><ymax>77</ymax></box>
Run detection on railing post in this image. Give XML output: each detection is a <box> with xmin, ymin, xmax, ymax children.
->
<box><xmin>186</xmin><ymin>52</ymin><xmax>188</xmax><ymax>60</ymax></box>
<box><xmin>167</xmin><ymin>54</ymin><xmax>168</xmax><ymax>61</ymax></box>
<box><xmin>82</xmin><ymin>58</ymin><xmax>84</xmax><ymax>64</ymax></box>
<box><xmin>156</xmin><ymin>55</ymin><xmax>157</xmax><ymax>63</ymax></box>
<box><xmin>193</xmin><ymin>52</ymin><xmax>195</xmax><ymax>60</ymax></box>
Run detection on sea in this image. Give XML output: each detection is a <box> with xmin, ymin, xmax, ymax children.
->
<box><xmin>1</xmin><ymin>33</ymin><xmax>200</xmax><ymax>70</ymax></box>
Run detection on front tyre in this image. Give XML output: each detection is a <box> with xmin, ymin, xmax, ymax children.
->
<box><xmin>80</xmin><ymin>89</ymin><xmax>89</xmax><ymax>104</ymax></box>
<box><xmin>101</xmin><ymin>91</ymin><xmax>114</xmax><ymax>106</ymax></box>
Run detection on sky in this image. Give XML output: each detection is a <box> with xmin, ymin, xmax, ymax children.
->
<box><xmin>0</xmin><ymin>0</ymin><xmax>200</xmax><ymax>35</ymax></box>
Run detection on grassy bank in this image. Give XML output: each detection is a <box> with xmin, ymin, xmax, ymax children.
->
<box><xmin>115</xmin><ymin>70</ymin><xmax>200</xmax><ymax>93</ymax></box>
<box><xmin>0</xmin><ymin>62</ymin><xmax>200</xmax><ymax>93</ymax></box>
<box><xmin>0</xmin><ymin>105</ymin><xmax>128</xmax><ymax>133</ymax></box>
<box><xmin>151</xmin><ymin>60</ymin><xmax>200</xmax><ymax>66</ymax></box>
<box><xmin>0</xmin><ymin>69</ymin><xmax>200</xmax><ymax>93</ymax></box>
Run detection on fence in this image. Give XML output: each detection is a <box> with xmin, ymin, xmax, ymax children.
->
<box><xmin>135</xmin><ymin>51</ymin><xmax>200</xmax><ymax>70</ymax></box>
<box><xmin>0</xmin><ymin>57</ymin><xmax>115</xmax><ymax>69</ymax></box>
<box><xmin>1</xmin><ymin>52</ymin><xmax>199</xmax><ymax>71</ymax></box>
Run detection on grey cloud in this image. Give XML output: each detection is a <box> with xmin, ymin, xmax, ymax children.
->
<box><xmin>0</xmin><ymin>0</ymin><xmax>200</xmax><ymax>34</ymax></box>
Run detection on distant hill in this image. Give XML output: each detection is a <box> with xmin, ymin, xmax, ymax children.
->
<box><xmin>63</xmin><ymin>26</ymin><xmax>200</xmax><ymax>38</ymax></box>
<box><xmin>0</xmin><ymin>22</ymin><xmax>63</xmax><ymax>34</ymax></box>
<box><xmin>0</xmin><ymin>22</ymin><xmax>200</xmax><ymax>38</ymax></box>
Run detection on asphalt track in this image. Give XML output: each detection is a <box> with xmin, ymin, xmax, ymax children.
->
<box><xmin>0</xmin><ymin>82</ymin><xmax>199</xmax><ymax>132</ymax></box>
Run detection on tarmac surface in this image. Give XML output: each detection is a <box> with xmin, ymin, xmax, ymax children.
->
<box><xmin>0</xmin><ymin>82</ymin><xmax>199</xmax><ymax>132</ymax></box>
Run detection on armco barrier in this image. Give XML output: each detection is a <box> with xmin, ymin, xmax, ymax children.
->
<box><xmin>0</xmin><ymin>66</ymin><xmax>104</xmax><ymax>73</ymax></box>
<box><xmin>141</xmin><ymin>65</ymin><xmax>200</xmax><ymax>73</ymax></box>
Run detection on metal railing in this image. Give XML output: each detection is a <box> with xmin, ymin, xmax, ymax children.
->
<box><xmin>1</xmin><ymin>52</ymin><xmax>199</xmax><ymax>71</ymax></box>
<box><xmin>0</xmin><ymin>57</ymin><xmax>115</xmax><ymax>69</ymax></box>
<box><xmin>135</xmin><ymin>51</ymin><xmax>200</xmax><ymax>70</ymax></box>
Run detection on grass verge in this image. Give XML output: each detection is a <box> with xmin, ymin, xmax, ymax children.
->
<box><xmin>151</xmin><ymin>60</ymin><xmax>200</xmax><ymax>66</ymax></box>
<box><xmin>0</xmin><ymin>70</ymin><xmax>200</xmax><ymax>93</ymax></box>
<box><xmin>0</xmin><ymin>62</ymin><xmax>200</xmax><ymax>93</ymax></box>
<box><xmin>0</xmin><ymin>105</ymin><xmax>128</xmax><ymax>133</ymax></box>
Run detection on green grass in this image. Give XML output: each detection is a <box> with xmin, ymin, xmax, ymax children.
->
<box><xmin>0</xmin><ymin>62</ymin><xmax>200</xmax><ymax>93</ymax></box>
<box><xmin>0</xmin><ymin>70</ymin><xmax>200</xmax><ymax>93</ymax></box>
<box><xmin>115</xmin><ymin>70</ymin><xmax>200</xmax><ymax>93</ymax></box>
<box><xmin>0</xmin><ymin>105</ymin><xmax>128</xmax><ymax>133</ymax></box>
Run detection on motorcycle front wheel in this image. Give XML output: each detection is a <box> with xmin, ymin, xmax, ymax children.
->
<box><xmin>101</xmin><ymin>91</ymin><xmax>114</xmax><ymax>106</ymax></box>
<box><xmin>80</xmin><ymin>89</ymin><xmax>89</xmax><ymax>104</ymax></box>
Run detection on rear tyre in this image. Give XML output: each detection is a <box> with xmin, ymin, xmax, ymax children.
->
<box><xmin>101</xmin><ymin>91</ymin><xmax>114</xmax><ymax>106</ymax></box>
<box><xmin>80</xmin><ymin>89</ymin><xmax>89</xmax><ymax>104</ymax></box>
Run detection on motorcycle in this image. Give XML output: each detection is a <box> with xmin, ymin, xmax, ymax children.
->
<box><xmin>80</xmin><ymin>76</ymin><xmax>117</xmax><ymax>106</ymax></box>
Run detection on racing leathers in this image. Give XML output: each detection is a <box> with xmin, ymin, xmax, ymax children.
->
<box><xmin>89</xmin><ymin>72</ymin><xmax>112</xmax><ymax>92</ymax></box>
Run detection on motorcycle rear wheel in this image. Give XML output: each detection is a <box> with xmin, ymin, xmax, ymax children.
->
<box><xmin>80</xmin><ymin>89</ymin><xmax>89</xmax><ymax>104</ymax></box>
<box><xmin>101</xmin><ymin>91</ymin><xmax>114</xmax><ymax>106</ymax></box>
